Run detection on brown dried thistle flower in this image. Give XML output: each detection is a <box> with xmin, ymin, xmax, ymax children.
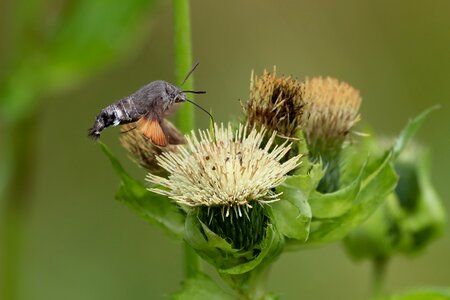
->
<box><xmin>301</xmin><ymin>77</ymin><xmax>361</xmax><ymax>151</ymax></box>
<box><xmin>120</xmin><ymin>120</ymin><xmax>185</xmax><ymax>175</ymax></box>
<box><xmin>301</xmin><ymin>77</ymin><xmax>361</xmax><ymax>192</ymax></box>
<box><xmin>243</xmin><ymin>68</ymin><xmax>306</xmax><ymax>138</ymax></box>
<box><xmin>147</xmin><ymin>123</ymin><xmax>301</xmax><ymax>217</ymax></box>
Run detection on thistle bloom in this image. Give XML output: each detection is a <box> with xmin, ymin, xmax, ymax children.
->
<box><xmin>120</xmin><ymin>120</ymin><xmax>185</xmax><ymax>175</ymax></box>
<box><xmin>147</xmin><ymin>123</ymin><xmax>301</xmax><ymax>218</ymax></box>
<box><xmin>244</xmin><ymin>69</ymin><xmax>306</xmax><ymax>138</ymax></box>
<box><xmin>301</xmin><ymin>77</ymin><xmax>361</xmax><ymax>152</ymax></box>
<box><xmin>301</xmin><ymin>77</ymin><xmax>361</xmax><ymax>192</ymax></box>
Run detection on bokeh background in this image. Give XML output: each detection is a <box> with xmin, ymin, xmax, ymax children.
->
<box><xmin>1</xmin><ymin>0</ymin><xmax>449</xmax><ymax>299</ymax></box>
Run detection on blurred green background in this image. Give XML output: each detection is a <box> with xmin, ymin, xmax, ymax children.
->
<box><xmin>1</xmin><ymin>0</ymin><xmax>449</xmax><ymax>299</ymax></box>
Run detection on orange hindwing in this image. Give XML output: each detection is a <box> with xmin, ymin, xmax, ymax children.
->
<box><xmin>137</xmin><ymin>118</ymin><xmax>168</xmax><ymax>147</ymax></box>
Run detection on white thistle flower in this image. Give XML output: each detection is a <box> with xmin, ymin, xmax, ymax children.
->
<box><xmin>147</xmin><ymin>123</ymin><xmax>301</xmax><ymax>217</ymax></box>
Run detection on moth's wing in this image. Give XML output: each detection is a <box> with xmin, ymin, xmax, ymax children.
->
<box><xmin>160</xmin><ymin>120</ymin><xmax>186</xmax><ymax>145</ymax></box>
<box><xmin>136</xmin><ymin>114</ymin><xmax>168</xmax><ymax>147</ymax></box>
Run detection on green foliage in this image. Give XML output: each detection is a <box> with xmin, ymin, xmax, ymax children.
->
<box><xmin>0</xmin><ymin>0</ymin><xmax>158</xmax><ymax>122</ymax></box>
<box><xmin>393</xmin><ymin>106</ymin><xmax>440</xmax><ymax>160</ymax></box>
<box><xmin>172</xmin><ymin>272</ymin><xmax>235</xmax><ymax>300</ymax></box>
<box><xmin>384</xmin><ymin>288</ymin><xmax>450</xmax><ymax>300</ymax></box>
<box><xmin>309</xmin><ymin>161</ymin><xmax>365</xmax><ymax>219</ymax></box>
<box><xmin>268</xmin><ymin>164</ymin><xmax>323</xmax><ymax>241</ymax></box>
<box><xmin>1</xmin><ymin>3</ymin><xmax>160</xmax><ymax>299</ymax></box>
<box><xmin>275</xmin><ymin>142</ymin><xmax>396</xmax><ymax>249</ymax></box>
<box><xmin>305</xmin><ymin>151</ymin><xmax>397</xmax><ymax>246</ymax></box>
<box><xmin>100</xmin><ymin>143</ymin><xmax>185</xmax><ymax>239</ymax></box>
<box><xmin>344</xmin><ymin>108</ymin><xmax>445</xmax><ymax>260</ymax></box>
<box><xmin>344</xmin><ymin>147</ymin><xmax>445</xmax><ymax>259</ymax></box>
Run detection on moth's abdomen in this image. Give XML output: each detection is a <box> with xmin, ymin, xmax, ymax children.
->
<box><xmin>88</xmin><ymin>97</ymin><xmax>142</xmax><ymax>139</ymax></box>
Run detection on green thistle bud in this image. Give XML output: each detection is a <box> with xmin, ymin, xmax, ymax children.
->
<box><xmin>301</xmin><ymin>77</ymin><xmax>361</xmax><ymax>193</ymax></box>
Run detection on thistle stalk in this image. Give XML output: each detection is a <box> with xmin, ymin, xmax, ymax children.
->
<box><xmin>173</xmin><ymin>0</ymin><xmax>194</xmax><ymax>133</ymax></box>
<box><xmin>172</xmin><ymin>0</ymin><xmax>200</xmax><ymax>278</ymax></box>
<box><xmin>1</xmin><ymin>112</ymin><xmax>37</xmax><ymax>300</ymax></box>
<box><xmin>371</xmin><ymin>257</ymin><xmax>388</xmax><ymax>299</ymax></box>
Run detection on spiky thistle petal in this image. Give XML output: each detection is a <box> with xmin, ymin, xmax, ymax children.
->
<box><xmin>147</xmin><ymin>123</ymin><xmax>301</xmax><ymax>216</ymax></box>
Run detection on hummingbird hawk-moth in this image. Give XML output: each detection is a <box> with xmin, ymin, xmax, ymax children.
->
<box><xmin>88</xmin><ymin>62</ymin><xmax>209</xmax><ymax>146</ymax></box>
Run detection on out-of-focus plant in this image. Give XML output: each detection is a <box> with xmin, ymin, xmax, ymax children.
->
<box><xmin>343</xmin><ymin>112</ymin><xmax>446</xmax><ymax>298</ymax></box>
<box><xmin>383</xmin><ymin>287</ymin><xmax>450</xmax><ymax>300</ymax></box>
<box><xmin>0</xmin><ymin>0</ymin><xmax>159</xmax><ymax>298</ymax></box>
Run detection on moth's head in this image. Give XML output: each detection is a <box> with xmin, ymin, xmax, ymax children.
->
<box><xmin>174</xmin><ymin>90</ymin><xmax>187</xmax><ymax>103</ymax></box>
<box><xmin>166</xmin><ymin>83</ymin><xmax>186</xmax><ymax>103</ymax></box>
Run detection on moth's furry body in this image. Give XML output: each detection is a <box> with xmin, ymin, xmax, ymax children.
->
<box><xmin>88</xmin><ymin>80</ymin><xmax>186</xmax><ymax>140</ymax></box>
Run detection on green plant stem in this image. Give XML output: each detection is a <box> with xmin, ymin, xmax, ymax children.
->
<box><xmin>183</xmin><ymin>244</ymin><xmax>200</xmax><ymax>278</ymax></box>
<box><xmin>371</xmin><ymin>257</ymin><xmax>388</xmax><ymax>299</ymax></box>
<box><xmin>173</xmin><ymin>0</ymin><xmax>194</xmax><ymax>133</ymax></box>
<box><xmin>172</xmin><ymin>0</ymin><xmax>200</xmax><ymax>278</ymax></box>
<box><xmin>1</xmin><ymin>114</ymin><xmax>37</xmax><ymax>300</ymax></box>
<box><xmin>223</xmin><ymin>265</ymin><xmax>271</xmax><ymax>300</ymax></box>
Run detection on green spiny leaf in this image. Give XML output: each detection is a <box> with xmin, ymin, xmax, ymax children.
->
<box><xmin>100</xmin><ymin>142</ymin><xmax>185</xmax><ymax>239</ymax></box>
<box><xmin>393</xmin><ymin>106</ymin><xmax>439</xmax><ymax>160</ymax></box>
<box><xmin>269</xmin><ymin>165</ymin><xmax>322</xmax><ymax>240</ymax></box>
<box><xmin>172</xmin><ymin>272</ymin><xmax>235</xmax><ymax>300</ymax></box>
<box><xmin>309</xmin><ymin>160</ymin><xmax>366</xmax><ymax>219</ymax></box>
<box><xmin>305</xmin><ymin>151</ymin><xmax>397</xmax><ymax>246</ymax></box>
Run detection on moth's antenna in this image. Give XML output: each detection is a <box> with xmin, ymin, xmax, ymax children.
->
<box><xmin>182</xmin><ymin>90</ymin><xmax>206</xmax><ymax>94</ymax></box>
<box><xmin>181</xmin><ymin>61</ymin><xmax>200</xmax><ymax>86</ymax></box>
<box><xmin>185</xmin><ymin>98</ymin><xmax>214</xmax><ymax>124</ymax></box>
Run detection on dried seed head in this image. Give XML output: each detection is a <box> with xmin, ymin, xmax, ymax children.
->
<box><xmin>147</xmin><ymin>123</ymin><xmax>301</xmax><ymax>218</ymax></box>
<box><xmin>301</xmin><ymin>77</ymin><xmax>361</xmax><ymax>193</ymax></box>
<box><xmin>244</xmin><ymin>68</ymin><xmax>306</xmax><ymax>138</ymax></box>
<box><xmin>301</xmin><ymin>77</ymin><xmax>361</xmax><ymax>150</ymax></box>
<box><xmin>120</xmin><ymin>120</ymin><xmax>185</xmax><ymax>175</ymax></box>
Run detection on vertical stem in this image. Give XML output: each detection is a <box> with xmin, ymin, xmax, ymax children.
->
<box><xmin>183</xmin><ymin>244</ymin><xmax>200</xmax><ymax>278</ymax></box>
<box><xmin>223</xmin><ymin>265</ymin><xmax>271</xmax><ymax>300</ymax></box>
<box><xmin>173</xmin><ymin>0</ymin><xmax>194</xmax><ymax>133</ymax></box>
<box><xmin>1</xmin><ymin>114</ymin><xmax>37</xmax><ymax>300</ymax></box>
<box><xmin>172</xmin><ymin>0</ymin><xmax>200</xmax><ymax>277</ymax></box>
<box><xmin>371</xmin><ymin>257</ymin><xmax>388</xmax><ymax>299</ymax></box>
